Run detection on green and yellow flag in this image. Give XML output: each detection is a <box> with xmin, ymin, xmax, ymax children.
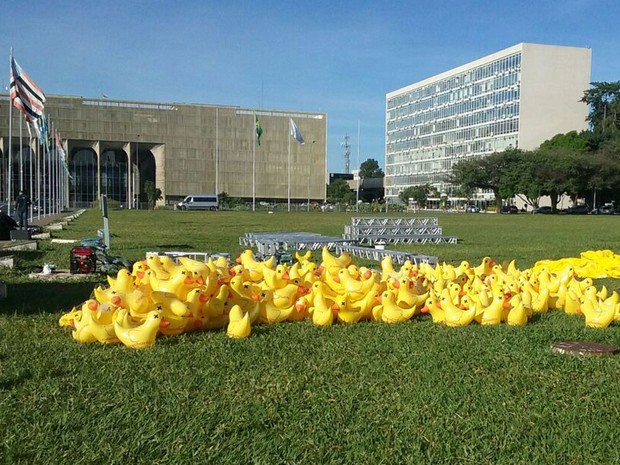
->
<box><xmin>255</xmin><ymin>116</ymin><xmax>263</xmax><ymax>145</ymax></box>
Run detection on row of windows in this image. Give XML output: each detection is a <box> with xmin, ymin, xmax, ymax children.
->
<box><xmin>386</xmin><ymin>134</ymin><xmax>519</xmax><ymax>166</ymax></box>
<box><xmin>387</xmin><ymin>53</ymin><xmax>522</xmax><ymax>110</ymax></box>
<box><xmin>388</xmin><ymin>72</ymin><xmax>520</xmax><ymax>119</ymax></box>
<box><xmin>388</xmin><ymin>106</ymin><xmax>519</xmax><ymax>140</ymax></box>
<box><xmin>387</xmin><ymin>118</ymin><xmax>519</xmax><ymax>152</ymax></box>
<box><xmin>387</xmin><ymin>88</ymin><xmax>520</xmax><ymax>130</ymax></box>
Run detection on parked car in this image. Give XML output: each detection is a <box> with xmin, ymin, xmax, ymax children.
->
<box><xmin>533</xmin><ymin>206</ymin><xmax>554</xmax><ymax>214</ymax></box>
<box><xmin>501</xmin><ymin>205</ymin><xmax>518</xmax><ymax>214</ymax></box>
<box><xmin>465</xmin><ymin>204</ymin><xmax>480</xmax><ymax>213</ymax></box>
<box><xmin>592</xmin><ymin>203</ymin><xmax>616</xmax><ymax>215</ymax></box>
<box><xmin>564</xmin><ymin>204</ymin><xmax>590</xmax><ymax>215</ymax></box>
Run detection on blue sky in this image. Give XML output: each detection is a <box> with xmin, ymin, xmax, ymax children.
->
<box><xmin>1</xmin><ymin>0</ymin><xmax>618</xmax><ymax>173</ymax></box>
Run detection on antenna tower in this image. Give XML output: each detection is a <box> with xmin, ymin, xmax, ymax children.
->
<box><xmin>342</xmin><ymin>134</ymin><xmax>351</xmax><ymax>173</ymax></box>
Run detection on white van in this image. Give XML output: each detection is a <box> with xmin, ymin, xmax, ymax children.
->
<box><xmin>177</xmin><ymin>194</ymin><xmax>219</xmax><ymax>211</ymax></box>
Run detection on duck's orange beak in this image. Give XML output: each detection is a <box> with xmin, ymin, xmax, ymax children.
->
<box><xmin>159</xmin><ymin>319</ymin><xmax>171</xmax><ymax>328</ymax></box>
<box><xmin>251</xmin><ymin>294</ymin><xmax>259</xmax><ymax>301</ymax></box>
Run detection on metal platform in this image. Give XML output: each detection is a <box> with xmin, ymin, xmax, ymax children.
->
<box><xmin>334</xmin><ymin>244</ymin><xmax>438</xmax><ymax>266</ymax></box>
<box><xmin>146</xmin><ymin>251</ymin><xmax>231</xmax><ymax>264</ymax></box>
<box><xmin>351</xmin><ymin>216</ymin><xmax>439</xmax><ymax>227</ymax></box>
<box><xmin>239</xmin><ymin>231</ymin><xmax>438</xmax><ymax>266</ymax></box>
<box><xmin>345</xmin><ymin>217</ymin><xmax>458</xmax><ymax>245</ymax></box>
<box><xmin>239</xmin><ymin>232</ymin><xmax>357</xmax><ymax>256</ymax></box>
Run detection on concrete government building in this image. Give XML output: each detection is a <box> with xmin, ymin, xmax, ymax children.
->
<box><xmin>385</xmin><ymin>42</ymin><xmax>592</xmax><ymax>202</ymax></box>
<box><xmin>0</xmin><ymin>94</ymin><xmax>327</xmax><ymax>207</ymax></box>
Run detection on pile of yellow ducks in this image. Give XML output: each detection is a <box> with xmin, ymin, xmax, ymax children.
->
<box><xmin>58</xmin><ymin>247</ymin><xmax>620</xmax><ymax>349</ymax></box>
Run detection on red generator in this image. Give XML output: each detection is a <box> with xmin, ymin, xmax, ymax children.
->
<box><xmin>70</xmin><ymin>246</ymin><xmax>96</xmax><ymax>274</ymax></box>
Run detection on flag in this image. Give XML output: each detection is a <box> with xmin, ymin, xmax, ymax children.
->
<box><xmin>290</xmin><ymin>118</ymin><xmax>304</xmax><ymax>145</ymax></box>
<box><xmin>39</xmin><ymin>113</ymin><xmax>49</xmax><ymax>147</ymax></box>
<box><xmin>9</xmin><ymin>57</ymin><xmax>46</xmax><ymax>122</ymax></box>
<box><xmin>55</xmin><ymin>131</ymin><xmax>73</xmax><ymax>180</ymax></box>
<box><xmin>255</xmin><ymin>115</ymin><xmax>263</xmax><ymax>145</ymax></box>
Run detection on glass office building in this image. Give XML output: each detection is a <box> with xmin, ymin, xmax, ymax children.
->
<box><xmin>385</xmin><ymin>43</ymin><xmax>591</xmax><ymax>202</ymax></box>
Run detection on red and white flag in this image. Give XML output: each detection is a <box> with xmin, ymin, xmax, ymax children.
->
<box><xmin>10</xmin><ymin>56</ymin><xmax>45</xmax><ymax>122</ymax></box>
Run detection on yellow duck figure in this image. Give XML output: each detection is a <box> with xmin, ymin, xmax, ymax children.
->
<box><xmin>474</xmin><ymin>256</ymin><xmax>495</xmax><ymax>278</ymax></box>
<box><xmin>310</xmin><ymin>290</ymin><xmax>336</xmax><ymax>327</ymax></box>
<box><xmin>86</xmin><ymin>301</ymin><xmax>121</xmax><ymax>344</ymax></box>
<box><xmin>125</xmin><ymin>289</ymin><xmax>154</xmax><ymax>322</ymax></box>
<box><xmin>236</xmin><ymin>250</ymin><xmax>275</xmax><ymax>282</ymax></box>
<box><xmin>477</xmin><ymin>292</ymin><xmax>510</xmax><ymax>326</ymax></box>
<box><xmin>319</xmin><ymin>246</ymin><xmax>352</xmax><ymax>276</ymax></box>
<box><xmin>226</xmin><ymin>304</ymin><xmax>252</xmax><ymax>339</ymax></box>
<box><xmin>148</xmin><ymin>268</ymin><xmax>194</xmax><ymax>299</ymax></box>
<box><xmin>201</xmin><ymin>284</ymin><xmax>231</xmax><ymax>330</ymax></box>
<box><xmin>380</xmin><ymin>255</ymin><xmax>398</xmax><ymax>281</ymax></box>
<box><xmin>378</xmin><ymin>290</ymin><xmax>417</xmax><ymax>324</ymax></box>
<box><xmin>184</xmin><ymin>287</ymin><xmax>211</xmax><ymax>330</ymax></box>
<box><xmin>59</xmin><ymin>307</ymin><xmax>82</xmax><ymax>328</ymax></box>
<box><xmin>337</xmin><ymin>267</ymin><xmax>377</xmax><ymax>301</ymax></box>
<box><xmin>332</xmin><ymin>294</ymin><xmax>363</xmax><ymax>324</ymax></box>
<box><xmin>531</xmin><ymin>288</ymin><xmax>550</xmax><ymax>313</ymax></box>
<box><xmin>159</xmin><ymin>255</ymin><xmax>182</xmax><ymax>275</ymax></box>
<box><xmin>114</xmin><ymin>309</ymin><xmax>164</xmax><ymax>349</ymax></box>
<box><xmin>68</xmin><ymin>301</ymin><xmax>98</xmax><ymax>343</ymax></box>
<box><xmin>131</xmin><ymin>260</ymin><xmax>148</xmax><ymax>282</ymax></box>
<box><xmin>288</xmin><ymin>295</ymin><xmax>310</xmax><ymax>322</ymax></box>
<box><xmin>295</xmin><ymin>250</ymin><xmax>313</xmax><ymax>264</ymax></box>
<box><xmin>563</xmin><ymin>289</ymin><xmax>581</xmax><ymax>315</ymax></box>
<box><xmin>320</xmin><ymin>266</ymin><xmax>345</xmax><ymax>294</ymax></box>
<box><xmin>580</xmin><ymin>299</ymin><xmax>615</xmax><ymax>329</ymax></box>
<box><xmin>146</xmin><ymin>254</ymin><xmax>171</xmax><ymax>280</ymax></box>
<box><xmin>345</xmin><ymin>287</ymin><xmax>382</xmax><ymax>321</ymax></box>
<box><xmin>507</xmin><ymin>301</ymin><xmax>528</xmax><ymax>327</ymax></box>
<box><xmin>256</xmin><ymin>290</ymin><xmax>296</xmax><ymax>324</ymax></box>
<box><xmin>151</xmin><ymin>291</ymin><xmax>191</xmax><ymax>317</ymax></box>
<box><xmin>106</xmin><ymin>268</ymin><xmax>135</xmax><ymax>295</ymax></box>
<box><xmin>440</xmin><ymin>289</ymin><xmax>476</xmax><ymax>327</ymax></box>
<box><xmin>420</xmin><ymin>295</ymin><xmax>445</xmax><ymax>324</ymax></box>
<box><xmin>391</xmin><ymin>276</ymin><xmax>428</xmax><ymax>312</ymax></box>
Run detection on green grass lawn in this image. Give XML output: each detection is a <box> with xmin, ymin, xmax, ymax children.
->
<box><xmin>1</xmin><ymin>209</ymin><xmax>620</xmax><ymax>464</ymax></box>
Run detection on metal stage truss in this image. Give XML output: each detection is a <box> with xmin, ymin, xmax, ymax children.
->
<box><xmin>239</xmin><ymin>231</ymin><xmax>438</xmax><ymax>266</ymax></box>
<box><xmin>350</xmin><ymin>217</ymin><xmax>439</xmax><ymax>227</ymax></box>
<box><xmin>345</xmin><ymin>217</ymin><xmax>458</xmax><ymax>245</ymax></box>
<box><xmin>239</xmin><ymin>232</ymin><xmax>357</xmax><ymax>256</ymax></box>
<box><xmin>333</xmin><ymin>244</ymin><xmax>438</xmax><ymax>266</ymax></box>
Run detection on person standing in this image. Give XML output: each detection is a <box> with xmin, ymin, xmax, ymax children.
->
<box><xmin>15</xmin><ymin>190</ymin><xmax>30</xmax><ymax>230</ymax></box>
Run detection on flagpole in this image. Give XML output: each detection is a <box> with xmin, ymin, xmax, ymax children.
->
<box><xmin>356</xmin><ymin>119</ymin><xmax>360</xmax><ymax>213</ymax></box>
<box><xmin>215</xmin><ymin>108</ymin><xmax>219</xmax><ymax>195</ymax></box>
<box><xmin>19</xmin><ymin>116</ymin><xmax>23</xmax><ymax>192</ymax></box>
<box><xmin>7</xmin><ymin>50</ymin><xmax>13</xmax><ymax>216</ymax></box>
<box><xmin>252</xmin><ymin>114</ymin><xmax>256</xmax><ymax>212</ymax></box>
<box><xmin>288</xmin><ymin>122</ymin><xmax>291</xmax><ymax>212</ymax></box>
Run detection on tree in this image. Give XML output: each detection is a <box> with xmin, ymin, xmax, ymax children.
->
<box><xmin>580</xmin><ymin>81</ymin><xmax>620</xmax><ymax>136</ymax></box>
<box><xmin>359</xmin><ymin>159</ymin><xmax>384</xmax><ymax>178</ymax></box>
<box><xmin>448</xmin><ymin>148</ymin><xmax>523</xmax><ymax>212</ymax></box>
<box><xmin>143</xmin><ymin>181</ymin><xmax>162</xmax><ymax>210</ymax></box>
<box><xmin>398</xmin><ymin>184</ymin><xmax>431</xmax><ymax>208</ymax></box>
<box><xmin>326</xmin><ymin>179</ymin><xmax>355</xmax><ymax>204</ymax></box>
<box><xmin>539</xmin><ymin>130</ymin><xmax>594</xmax><ymax>153</ymax></box>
